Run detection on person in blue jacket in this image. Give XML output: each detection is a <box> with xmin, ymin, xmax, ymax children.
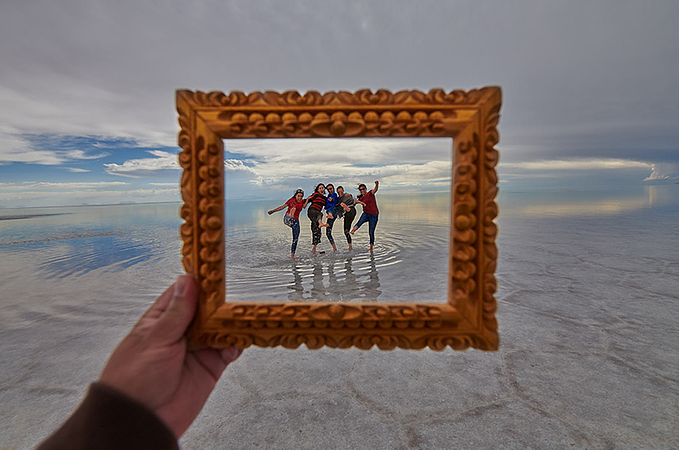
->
<box><xmin>323</xmin><ymin>183</ymin><xmax>339</xmax><ymax>252</ymax></box>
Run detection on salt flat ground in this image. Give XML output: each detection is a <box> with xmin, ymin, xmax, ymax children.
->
<box><xmin>1</xmin><ymin>187</ymin><xmax>678</xmax><ymax>449</ymax></box>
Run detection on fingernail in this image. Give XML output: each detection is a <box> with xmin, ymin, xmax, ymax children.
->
<box><xmin>174</xmin><ymin>275</ymin><xmax>189</xmax><ymax>298</ymax></box>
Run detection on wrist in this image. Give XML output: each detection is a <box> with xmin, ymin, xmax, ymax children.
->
<box><xmin>39</xmin><ymin>382</ymin><xmax>179</xmax><ymax>448</ymax></box>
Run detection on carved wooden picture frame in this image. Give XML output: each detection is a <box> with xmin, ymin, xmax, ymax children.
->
<box><xmin>176</xmin><ymin>87</ymin><xmax>501</xmax><ymax>351</ymax></box>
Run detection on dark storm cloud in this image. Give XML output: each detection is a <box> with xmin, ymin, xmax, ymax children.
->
<box><xmin>1</xmin><ymin>0</ymin><xmax>678</xmax><ymax>168</ymax></box>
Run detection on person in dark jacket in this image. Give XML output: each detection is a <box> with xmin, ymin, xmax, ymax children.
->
<box><xmin>306</xmin><ymin>183</ymin><xmax>328</xmax><ymax>254</ymax></box>
<box><xmin>335</xmin><ymin>185</ymin><xmax>357</xmax><ymax>250</ymax></box>
<box><xmin>38</xmin><ymin>275</ymin><xmax>242</xmax><ymax>450</ymax></box>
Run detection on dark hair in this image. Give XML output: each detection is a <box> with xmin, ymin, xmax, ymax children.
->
<box><xmin>294</xmin><ymin>189</ymin><xmax>304</xmax><ymax>197</ymax></box>
<box><xmin>358</xmin><ymin>183</ymin><xmax>367</xmax><ymax>190</ymax></box>
<box><xmin>326</xmin><ymin>183</ymin><xmax>334</xmax><ymax>190</ymax></box>
<box><xmin>314</xmin><ymin>183</ymin><xmax>325</xmax><ymax>193</ymax></box>
<box><xmin>336</xmin><ymin>185</ymin><xmax>344</xmax><ymax>191</ymax></box>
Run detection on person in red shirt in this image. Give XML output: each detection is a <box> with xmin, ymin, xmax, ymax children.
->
<box><xmin>268</xmin><ymin>189</ymin><xmax>306</xmax><ymax>258</ymax></box>
<box><xmin>350</xmin><ymin>180</ymin><xmax>379</xmax><ymax>252</ymax></box>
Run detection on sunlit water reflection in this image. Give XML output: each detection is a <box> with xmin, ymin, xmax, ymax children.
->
<box><xmin>0</xmin><ymin>203</ymin><xmax>182</xmax><ymax>279</ymax></box>
<box><xmin>1</xmin><ymin>186</ymin><xmax>678</xmax><ymax>307</ymax></box>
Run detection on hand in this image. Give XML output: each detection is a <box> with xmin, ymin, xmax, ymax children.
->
<box><xmin>268</xmin><ymin>210</ymin><xmax>273</xmax><ymax>215</ymax></box>
<box><xmin>99</xmin><ymin>276</ymin><xmax>242</xmax><ymax>438</ymax></box>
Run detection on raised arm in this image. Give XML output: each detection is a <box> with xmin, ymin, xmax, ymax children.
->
<box><xmin>371</xmin><ymin>180</ymin><xmax>379</xmax><ymax>194</ymax></box>
<box><xmin>267</xmin><ymin>204</ymin><xmax>287</xmax><ymax>215</ymax></box>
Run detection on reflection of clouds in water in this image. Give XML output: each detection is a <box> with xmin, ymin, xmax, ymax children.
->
<box><xmin>287</xmin><ymin>256</ymin><xmax>381</xmax><ymax>302</ymax></box>
<box><xmin>522</xmin><ymin>198</ymin><xmax>649</xmax><ymax>217</ymax></box>
<box><xmin>38</xmin><ymin>236</ymin><xmax>155</xmax><ymax>278</ymax></box>
<box><xmin>226</xmin><ymin>188</ymin><xmax>679</xmax><ymax>304</ymax></box>
<box><xmin>378</xmin><ymin>194</ymin><xmax>450</xmax><ymax>226</ymax></box>
<box><xmin>231</xmin><ymin>192</ymin><xmax>453</xmax><ymax>232</ymax></box>
<box><xmin>514</xmin><ymin>186</ymin><xmax>678</xmax><ymax>217</ymax></box>
<box><xmin>0</xmin><ymin>204</ymin><xmax>182</xmax><ymax>279</ymax></box>
<box><xmin>647</xmin><ymin>185</ymin><xmax>678</xmax><ymax>207</ymax></box>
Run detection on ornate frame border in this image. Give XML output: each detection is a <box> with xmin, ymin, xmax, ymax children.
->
<box><xmin>176</xmin><ymin>87</ymin><xmax>501</xmax><ymax>351</ymax></box>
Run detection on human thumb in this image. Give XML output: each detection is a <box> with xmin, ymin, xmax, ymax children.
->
<box><xmin>152</xmin><ymin>275</ymin><xmax>197</xmax><ymax>344</ymax></box>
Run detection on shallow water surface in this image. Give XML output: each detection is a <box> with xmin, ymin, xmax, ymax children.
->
<box><xmin>1</xmin><ymin>186</ymin><xmax>678</xmax><ymax>305</ymax></box>
<box><xmin>0</xmin><ymin>203</ymin><xmax>182</xmax><ymax>278</ymax></box>
<box><xmin>225</xmin><ymin>193</ymin><xmax>451</xmax><ymax>303</ymax></box>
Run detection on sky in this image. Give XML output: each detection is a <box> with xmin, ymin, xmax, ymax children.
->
<box><xmin>0</xmin><ymin>0</ymin><xmax>677</xmax><ymax>207</ymax></box>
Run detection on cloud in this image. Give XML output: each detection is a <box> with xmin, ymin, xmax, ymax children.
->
<box><xmin>0</xmin><ymin>188</ymin><xmax>178</xmax><ymax>206</ymax></box>
<box><xmin>63</xmin><ymin>149</ymin><xmax>109</xmax><ymax>160</ymax></box>
<box><xmin>103</xmin><ymin>150</ymin><xmax>179</xmax><ymax>177</ymax></box>
<box><xmin>2</xmin><ymin>1</ymin><xmax>678</xmax><ymax>201</ymax></box>
<box><xmin>0</xmin><ymin>182</ymin><xmax>178</xmax><ymax>207</ymax></box>
<box><xmin>225</xmin><ymin>159</ymin><xmax>257</xmax><ymax>174</ymax></box>
<box><xmin>0</xmin><ymin>181</ymin><xmax>129</xmax><ymax>190</ymax></box>
<box><xmin>123</xmin><ymin>188</ymin><xmax>177</xmax><ymax>196</ymax></box>
<box><xmin>66</xmin><ymin>167</ymin><xmax>90</xmax><ymax>173</ymax></box>
<box><xmin>643</xmin><ymin>162</ymin><xmax>679</xmax><ymax>182</ymax></box>
<box><xmin>1</xmin><ymin>0</ymin><xmax>675</xmax><ymax>161</ymax></box>
<box><xmin>0</xmin><ymin>125</ymin><xmax>111</xmax><ymax>166</ymax></box>
<box><xmin>222</xmin><ymin>138</ymin><xmax>452</xmax><ymax>191</ymax></box>
<box><xmin>501</xmin><ymin>159</ymin><xmax>652</xmax><ymax>171</ymax></box>
<box><xmin>223</xmin><ymin>138</ymin><xmax>449</xmax><ymax>165</ymax></box>
<box><xmin>0</xmin><ymin>125</ymin><xmax>66</xmax><ymax>165</ymax></box>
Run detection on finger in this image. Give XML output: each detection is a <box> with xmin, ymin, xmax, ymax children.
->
<box><xmin>151</xmin><ymin>275</ymin><xmax>198</xmax><ymax>344</ymax></box>
<box><xmin>220</xmin><ymin>347</ymin><xmax>243</xmax><ymax>365</ymax></box>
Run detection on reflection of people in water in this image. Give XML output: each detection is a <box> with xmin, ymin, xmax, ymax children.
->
<box><xmin>335</xmin><ymin>186</ymin><xmax>356</xmax><ymax>250</ymax></box>
<box><xmin>323</xmin><ymin>184</ymin><xmax>339</xmax><ymax>252</ymax></box>
<box><xmin>310</xmin><ymin>262</ymin><xmax>325</xmax><ymax>300</ymax></box>
<box><xmin>286</xmin><ymin>256</ymin><xmax>380</xmax><ymax>303</ymax></box>
<box><xmin>287</xmin><ymin>264</ymin><xmax>305</xmax><ymax>302</ymax></box>
<box><xmin>350</xmin><ymin>180</ymin><xmax>380</xmax><ymax>252</ymax></box>
<box><xmin>326</xmin><ymin>261</ymin><xmax>341</xmax><ymax>302</ymax></box>
<box><xmin>363</xmin><ymin>254</ymin><xmax>382</xmax><ymax>301</ymax></box>
<box><xmin>267</xmin><ymin>189</ymin><xmax>306</xmax><ymax>259</ymax></box>
<box><xmin>306</xmin><ymin>183</ymin><xmax>327</xmax><ymax>254</ymax></box>
<box><xmin>338</xmin><ymin>257</ymin><xmax>366</xmax><ymax>302</ymax></box>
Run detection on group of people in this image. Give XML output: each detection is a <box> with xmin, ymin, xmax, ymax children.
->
<box><xmin>268</xmin><ymin>181</ymin><xmax>380</xmax><ymax>258</ymax></box>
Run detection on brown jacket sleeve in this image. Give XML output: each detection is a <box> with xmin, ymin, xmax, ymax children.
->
<box><xmin>38</xmin><ymin>382</ymin><xmax>178</xmax><ymax>450</ymax></box>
